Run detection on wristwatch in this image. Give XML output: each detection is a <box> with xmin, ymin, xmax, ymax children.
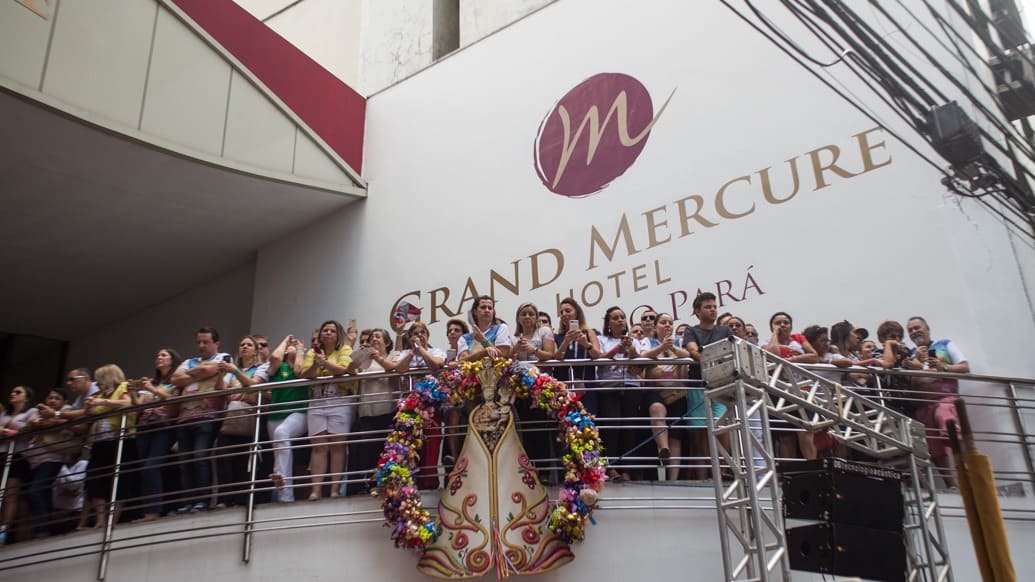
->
<box><xmin>55</xmin><ymin>409</ymin><xmax>62</xmax><ymax>419</ymax></box>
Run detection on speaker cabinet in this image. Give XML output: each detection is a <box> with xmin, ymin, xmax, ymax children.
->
<box><xmin>787</xmin><ymin>522</ymin><xmax>906</xmax><ymax>582</ymax></box>
<box><xmin>781</xmin><ymin>465</ymin><xmax>903</xmax><ymax>532</ymax></box>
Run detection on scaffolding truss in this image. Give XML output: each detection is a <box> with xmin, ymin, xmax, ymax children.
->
<box><xmin>700</xmin><ymin>337</ymin><xmax>953</xmax><ymax>582</ymax></box>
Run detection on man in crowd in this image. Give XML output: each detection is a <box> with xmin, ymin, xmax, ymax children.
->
<box><xmin>683</xmin><ymin>292</ymin><xmax>735</xmax><ymax>474</ymax></box>
<box><xmin>37</xmin><ymin>368</ymin><xmax>99</xmax><ymax>422</ymax></box>
<box><xmin>903</xmin><ymin>316</ymin><xmax>970</xmax><ymax>487</ymax></box>
<box><xmin>170</xmin><ymin>326</ymin><xmax>232</xmax><ymax>512</ymax></box>
<box><xmin>253</xmin><ymin>335</ymin><xmax>271</xmax><ymax>363</ymax></box>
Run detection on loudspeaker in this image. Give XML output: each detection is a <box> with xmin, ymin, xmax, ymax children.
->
<box><xmin>781</xmin><ymin>458</ymin><xmax>904</xmax><ymax>532</ymax></box>
<box><xmin>787</xmin><ymin>522</ymin><xmax>906</xmax><ymax>582</ymax></box>
<box><xmin>926</xmin><ymin>102</ymin><xmax>983</xmax><ymax>165</ymax></box>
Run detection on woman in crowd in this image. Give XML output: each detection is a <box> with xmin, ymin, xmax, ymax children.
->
<box><xmin>553</xmin><ymin>297</ymin><xmax>600</xmax><ymax>414</ymax></box>
<box><xmin>0</xmin><ymin>386</ymin><xmax>37</xmax><ymax>543</ymax></box>
<box><xmin>215</xmin><ymin>336</ymin><xmax>270</xmax><ymax>508</ymax></box>
<box><xmin>829</xmin><ymin>320</ymin><xmax>878</xmax><ymax>387</ymax></box>
<box><xmin>266</xmin><ymin>335</ymin><xmax>310</xmax><ymax>503</ymax></box>
<box><xmin>744</xmin><ymin>324</ymin><xmax>760</xmax><ymax>344</ymax></box>
<box><xmin>81</xmin><ymin>365</ymin><xmax>134</xmax><ymax>528</ymax></box>
<box><xmin>511</xmin><ymin>302</ymin><xmax>557</xmax><ymax>362</ymax></box>
<box><xmin>511</xmin><ymin>302</ymin><xmax>558</xmax><ymax>478</ymax></box>
<box><xmin>726</xmin><ymin>316</ymin><xmax>749</xmax><ymax>341</ymax></box>
<box><xmin>801</xmin><ymin>325</ymin><xmax>847</xmax><ymax>458</ymax></box>
<box><xmin>641</xmin><ymin>313</ymin><xmax>691</xmax><ymax>480</ymax></box>
<box><xmin>395</xmin><ymin>322</ymin><xmax>446</xmax><ymax>489</ymax></box>
<box><xmin>301</xmin><ymin>320</ymin><xmax>354</xmax><ymax>500</ymax></box>
<box><xmin>596</xmin><ymin>306</ymin><xmax>643</xmax><ymax>481</ymax></box>
<box><xmin>347</xmin><ymin>328</ymin><xmax>400</xmax><ymax>493</ymax></box>
<box><xmin>763</xmin><ymin>312</ymin><xmax>819</xmax><ymax>460</ymax></box>
<box><xmin>442</xmin><ymin>318</ymin><xmax>470</xmax><ymax>469</ymax></box>
<box><xmin>25</xmin><ymin>387</ymin><xmax>75</xmax><ymax>537</ymax></box>
<box><xmin>874</xmin><ymin>320</ymin><xmax>917</xmax><ymax>416</ymax></box>
<box><xmin>458</xmin><ymin>295</ymin><xmax>512</xmax><ymax>362</ymax></box>
<box><xmin>128</xmin><ymin>348</ymin><xmax>183</xmax><ymax>521</ymax></box>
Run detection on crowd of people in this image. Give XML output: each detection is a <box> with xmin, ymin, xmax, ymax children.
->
<box><xmin>0</xmin><ymin>292</ymin><xmax>970</xmax><ymax>544</ymax></box>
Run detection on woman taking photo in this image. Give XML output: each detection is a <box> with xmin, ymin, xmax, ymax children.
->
<box><xmin>596</xmin><ymin>306</ymin><xmax>643</xmax><ymax>481</ymax></box>
<box><xmin>395</xmin><ymin>322</ymin><xmax>446</xmax><ymax>489</ymax></box>
<box><xmin>641</xmin><ymin>314</ymin><xmax>690</xmax><ymax>480</ymax></box>
<box><xmin>215</xmin><ymin>336</ymin><xmax>270</xmax><ymax>509</ymax></box>
<box><xmin>128</xmin><ymin>348</ymin><xmax>183</xmax><ymax>521</ymax></box>
<box><xmin>301</xmin><ymin>320</ymin><xmax>354</xmax><ymax>500</ymax></box>
<box><xmin>347</xmin><ymin>328</ymin><xmax>401</xmax><ymax>492</ymax></box>
<box><xmin>553</xmin><ymin>298</ymin><xmax>600</xmax><ymax>414</ymax></box>
<box><xmin>266</xmin><ymin>335</ymin><xmax>310</xmax><ymax>503</ymax></box>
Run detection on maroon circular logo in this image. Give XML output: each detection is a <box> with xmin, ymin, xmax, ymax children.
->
<box><xmin>534</xmin><ymin>73</ymin><xmax>669</xmax><ymax>198</ymax></box>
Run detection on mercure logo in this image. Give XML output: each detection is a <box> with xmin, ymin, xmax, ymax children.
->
<box><xmin>534</xmin><ymin>73</ymin><xmax>673</xmax><ymax>197</ymax></box>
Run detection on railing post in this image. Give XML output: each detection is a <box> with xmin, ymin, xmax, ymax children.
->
<box><xmin>1006</xmin><ymin>382</ymin><xmax>1035</xmax><ymax>494</ymax></box>
<box><xmin>97</xmin><ymin>412</ymin><xmax>128</xmax><ymax>581</ymax></box>
<box><xmin>242</xmin><ymin>389</ymin><xmax>264</xmax><ymax>563</ymax></box>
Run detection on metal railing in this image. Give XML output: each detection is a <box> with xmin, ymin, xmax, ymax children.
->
<box><xmin>0</xmin><ymin>355</ymin><xmax>1032</xmax><ymax>579</ymax></box>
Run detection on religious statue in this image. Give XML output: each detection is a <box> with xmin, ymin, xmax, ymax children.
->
<box><xmin>374</xmin><ymin>358</ymin><xmax>605</xmax><ymax>579</ymax></box>
<box><xmin>417</xmin><ymin>362</ymin><xmax>574</xmax><ymax>578</ymax></box>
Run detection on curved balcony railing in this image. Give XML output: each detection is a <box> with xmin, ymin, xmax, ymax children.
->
<box><xmin>0</xmin><ymin>358</ymin><xmax>1032</xmax><ymax>577</ymax></box>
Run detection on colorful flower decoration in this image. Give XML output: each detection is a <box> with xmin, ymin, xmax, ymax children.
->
<box><xmin>372</xmin><ymin>358</ymin><xmax>607</xmax><ymax>551</ymax></box>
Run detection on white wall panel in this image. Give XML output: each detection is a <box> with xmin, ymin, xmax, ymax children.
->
<box><xmin>0</xmin><ymin>1</ymin><xmax>53</xmax><ymax>90</ymax></box>
<box><xmin>459</xmin><ymin>0</ymin><xmax>553</xmax><ymax>46</ymax></box>
<box><xmin>264</xmin><ymin>0</ymin><xmax>363</xmax><ymax>89</ymax></box>
<box><xmin>359</xmin><ymin>0</ymin><xmax>433</xmax><ymax>94</ymax></box>
<box><xmin>66</xmin><ymin>260</ymin><xmax>256</xmax><ymax>378</ymax></box>
<box><xmin>293</xmin><ymin>130</ymin><xmax>350</xmax><ymax>184</ymax></box>
<box><xmin>140</xmin><ymin>6</ymin><xmax>232</xmax><ymax>156</ymax></box>
<box><xmin>43</xmin><ymin>0</ymin><xmax>155</xmax><ymax>128</ymax></box>
<box><xmin>223</xmin><ymin>70</ymin><xmax>295</xmax><ymax>173</ymax></box>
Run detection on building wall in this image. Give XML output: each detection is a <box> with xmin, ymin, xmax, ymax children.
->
<box><xmin>1</xmin><ymin>485</ymin><xmax>1031</xmax><ymax>581</ymax></box>
<box><xmin>235</xmin><ymin>0</ymin><xmax>364</xmax><ymax>92</ymax></box>
<box><xmin>248</xmin><ymin>0</ymin><xmax>1035</xmax><ymax>476</ymax></box>
<box><xmin>67</xmin><ymin>259</ymin><xmax>256</xmax><ymax>378</ymax></box>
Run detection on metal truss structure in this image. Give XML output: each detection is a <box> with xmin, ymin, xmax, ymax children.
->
<box><xmin>700</xmin><ymin>337</ymin><xmax>953</xmax><ymax>582</ymax></box>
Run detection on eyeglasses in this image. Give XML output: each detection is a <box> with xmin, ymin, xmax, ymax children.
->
<box><xmin>257</xmin><ymin>342</ymin><xmax>269</xmax><ymax>348</ymax></box>
<box><xmin>746</xmin><ymin>332</ymin><xmax>758</xmax><ymax>338</ymax></box>
<box><xmin>641</xmin><ymin>315</ymin><xmax>656</xmax><ymax>321</ymax></box>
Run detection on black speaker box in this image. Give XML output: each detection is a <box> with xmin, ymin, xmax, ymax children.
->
<box><xmin>780</xmin><ymin>458</ymin><xmax>904</xmax><ymax>532</ymax></box>
<box><xmin>787</xmin><ymin>522</ymin><xmax>906</xmax><ymax>582</ymax></box>
<box><xmin>926</xmin><ymin>101</ymin><xmax>983</xmax><ymax>165</ymax></box>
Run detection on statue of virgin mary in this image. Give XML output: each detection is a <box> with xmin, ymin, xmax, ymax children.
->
<box><xmin>416</xmin><ymin>363</ymin><xmax>574</xmax><ymax>578</ymax></box>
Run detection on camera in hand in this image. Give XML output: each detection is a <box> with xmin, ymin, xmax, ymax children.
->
<box><xmin>222</xmin><ymin>355</ymin><xmax>233</xmax><ymax>363</ymax></box>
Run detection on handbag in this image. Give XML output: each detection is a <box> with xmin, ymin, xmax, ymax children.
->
<box><xmin>220</xmin><ymin>399</ymin><xmax>257</xmax><ymax>437</ymax></box>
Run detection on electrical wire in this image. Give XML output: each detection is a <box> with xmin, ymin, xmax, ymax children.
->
<box><xmin>777</xmin><ymin>0</ymin><xmax>1035</xmax><ymax>210</ymax></box>
<box><xmin>718</xmin><ymin>0</ymin><xmax>1035</xmax><ymax>241</ymax></box>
